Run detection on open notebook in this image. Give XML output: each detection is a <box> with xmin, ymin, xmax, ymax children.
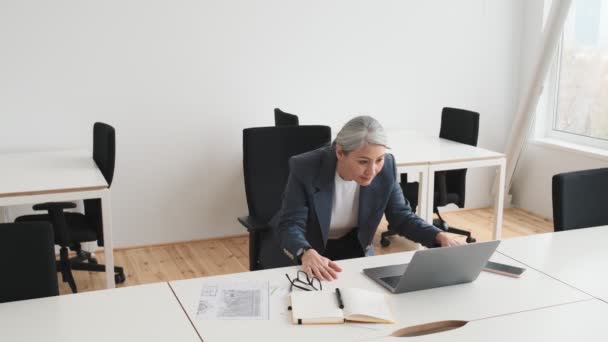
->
<box><xmin>289</xmin><ymin>288</ymin><xmax>395</xmax><ymax>325</ymax></box>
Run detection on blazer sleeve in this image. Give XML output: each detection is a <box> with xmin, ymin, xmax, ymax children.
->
<box><xmin>384</xmin><ymin>154</ymin><xmax>442</xmax><ymax>248</ymax></box>
<box><xmin>274</xmin><ymin>157</ymin><xmax>313</xmax><ymax>261</ymax></box>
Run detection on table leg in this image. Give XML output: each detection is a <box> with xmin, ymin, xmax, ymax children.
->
<box><xmin>417</xmin><ymin>169</ymin><xmax>429</xmax><ymax>222</ymax></box>
<box><xmin>101</xmin><ymin>189</ymin><xmax>116</xmax><ymax>288</ymax></box>
<box><xmin>492</xmin><ymin>158</ymin><xmax>506</xmax><ymax>240</ymax></box>
<box><xmin>425</xmin><ymin>167</ymin><xmax>435</xmax><ymax>224</ymax></box>
<box><xmin>0</xmin><ymin>207</ymin><xmax>8</xmax><ymax>223</ymax></box>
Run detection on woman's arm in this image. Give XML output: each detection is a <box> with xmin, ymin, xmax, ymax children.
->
<box><xmin>275</xmin><ymin>157</ymin><xmax>313</xmax><ymax>262</ymax></box>
<box><xmin>275</xmin><ymin>156</ymin><xmax>343</xmax><ymax>280</ymax></box>
<box><xmin>383</xmin><ymin>154</ymin><xmax>443</xmax><ymax>247</ymax></box>
<box><xmin>385</xmin><ymin>179</ymin><xmax>444</xmax><ymax>247</ymax></box>
<box><xmin>384</xmin><ymin>154</ymin><xmax>463</xmax><ymax>247</ymax></box>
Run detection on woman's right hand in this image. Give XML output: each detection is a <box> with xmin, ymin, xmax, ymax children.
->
<box><xmin>301</xmin><ymin>249</ymin><xmax>343</xmax><ymax>281</ymax></box>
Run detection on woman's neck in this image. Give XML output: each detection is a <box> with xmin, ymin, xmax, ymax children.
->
<box><xmin>335</xmin><ymin>161</ymin><xmax>352</xmax><ymax>181</ymax></box>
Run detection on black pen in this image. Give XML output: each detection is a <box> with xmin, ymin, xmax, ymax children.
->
<box><xmin>335</xmin><ymin>288</ymin><xmax>344</xmax><ymax>309</ymax></box>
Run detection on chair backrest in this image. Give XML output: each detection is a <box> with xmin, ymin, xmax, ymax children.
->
<box><xmin>274</xmin><ymin>108</ymin><xmax>300</xmax><ymax>127</ymax></box>
<box><xmin>436</xmin><ymin>107</ymin><xmax>480</xmax><ymax>208</ymax></box>
<box><xmin>242</xmin><ymin>125</ymin><xmax>331</xmax><ymax>222</ymax></box>
<box><xmin>552</xmin><ymin>168</ymin><xmax>608</xmax><ymax>231</ymax></box>
<box><xmin>92</xmin><ymin>122</ymin><xmax>116</xmax><ymax>185</ymax></box>
<box><xmin>84</xmin><ymin>122</ymin><xmax>116</xmax><ymax>246</ymax></box>
<box><xmin>439</xmin><ymin>107</ymin><xmax>480</xmax><ymax>146</ymax></box>
<box><xmin>0</xmin><ymin>222</ymin><xmax>59</xmax><ymax>303</ymax></box>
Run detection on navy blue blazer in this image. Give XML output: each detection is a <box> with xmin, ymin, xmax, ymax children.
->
<box><xmin>272</xmin><ymin>145</ymin><xmax>442</xmax><ymax>262</ymax></box>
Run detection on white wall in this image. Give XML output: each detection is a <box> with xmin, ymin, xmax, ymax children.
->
<box><xmin>512</xmin><ymin>142</ymin><xmax>608</xmax><ymax>218</ymax></box>
<box><xmin>511</xmin><ymin>0</ymin><xmax>608</xmax><ymax>219</ymax></box>
<box><xmin>0</xmin><ymin>0</ymin><xmax>524</xmax><ymax>247</ymax></box>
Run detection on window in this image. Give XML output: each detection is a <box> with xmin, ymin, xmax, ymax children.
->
<box><xmin>542</xmin><ymin>0</ymin><xmax>608</xmax><ymax>151</ymax></box>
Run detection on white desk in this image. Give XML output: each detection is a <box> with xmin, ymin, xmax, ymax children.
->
<box><xmin>0</xmin><ymin>150</ymin><xmax>116</xmax><ymax>288</ymax></box>
<box><xmin>3</xmin><ymin>229</ymin><xmax>601</xmax><ymax>341</ymax></box>
<box><xmin>371</xmin><ymin>299</ymin><xmax>608</xmax><ymax>341</ymax></box>
<box><xmin>169</xmin><ymin>249</ymin><xmax>589</xmax><ymax>342</ymax></box>
<box><xmin>389</xmin><ymin>133</ymin><xmax>506</xmax><ymax>239</ymax></box>
<box><xmin>0</xmin><ymin>283</ymin><xmax>201</xmax><ymax>341</ymax></box>
<box><xmin>498</xmin><ymin>225</ymin><xmax>608</xmax><ymax>302</ymax></box>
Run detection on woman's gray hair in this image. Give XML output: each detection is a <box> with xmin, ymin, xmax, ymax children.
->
<box><xmin>334</xmin><ymin>115</ymin><xmax>388</xmax><ymax>154</ymax></box>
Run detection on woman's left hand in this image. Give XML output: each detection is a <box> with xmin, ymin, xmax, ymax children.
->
<box><xmin>435</xmin><ymin>232</ymin><xmax>466</xmax><ymax>247</ymax></box>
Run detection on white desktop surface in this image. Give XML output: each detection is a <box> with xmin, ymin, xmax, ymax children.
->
<box><xmin>386</xmin><ymin>131</ymin><xmax>506</xmax><ymax>239</ymax></box>
<box><xmin>371</xmin><ymin>299</ymin><xmax>608</xmax><ymax>341</ymax></box>
<box><xmin>169</xmin><ymin>249</ymin><xmax>589</xmax><ymax>342</ymax></box>
<box><xmin>389</xmin><ymin>134</ymin><xmax>504</xmax><ymax>167</ymax></box>
<box><xmin>0</xmin><ymin>149</ymin><xmax>117</xmax><ymax>288</ymax></box>
<box><xmin>0</xmin><ymin>283</ymin><xmax>201</xmax><ymax>342</ymax></box>
<box><xmin>498</xmin><ymin>225</ymin><xmax>608</xmax><ymax>302</ymax></box>
<box><xmin>0</xmin><ymin>150</ymin><xmax>107</xmax><ymax>196</ymax></box>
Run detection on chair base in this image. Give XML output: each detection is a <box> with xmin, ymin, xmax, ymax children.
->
<box><xmin>380</xmin><ymin>230</ymin><xmax>398</xmax><ymax>247</ymax></box>
<box><xmin>433</xmin><ymin>219</ymin><xmax>476</xmax><ymax>244</ymax></box>
<box><xmin>58</xmin><ymin>247</ymin><xmax>126</xmax><ymax>293</ymax></box>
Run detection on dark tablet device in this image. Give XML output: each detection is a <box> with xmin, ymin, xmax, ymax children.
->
<box><xmin>483</xmin><ymin>261</ymin><xmax>526</xmax><ymax>278</ymax></box>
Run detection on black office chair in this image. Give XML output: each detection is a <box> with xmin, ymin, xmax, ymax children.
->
<box><xmin>381</xmin><ymin>107</ymin><xmax>478</xmax><ymax>247</ymax></box>
<box><xmin>0</xmin><ymin>222</ymin><xmax>59</xmax><ymax>303</ymax></box>
<box><xmin>274</xmin><ymin>108</ymin><xmax>300</xmax><ymax>126</ymax></box>
<box><xmin>238</xmin><ymin>125</ymin><xmax>331</xmax><ymax>271</ymax></box>
<box><xmin>16</xmin><ymin>122</ymin><xmax>125</xmax><ymax>293</ymax></box>
<box><xmin>552</xmin><ymin>168</ymin><xmax>608</xmax><ymax>231</ymax></box>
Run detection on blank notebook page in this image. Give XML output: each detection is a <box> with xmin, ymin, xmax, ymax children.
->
<box><xmin>341</xmin><ymin>288</ymin><xmax>394</xmax><ymax>323</ymax></box>
<box><xmin>290</xmin><ymin>290</ymin><xmax>343</xmax><ymax>324</ymax></box>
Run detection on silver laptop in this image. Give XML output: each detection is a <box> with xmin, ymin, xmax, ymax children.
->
<box><xmin>363</xmin><ymin>240</ymin><xmax>500</xmax><ymax>293</ymax></box>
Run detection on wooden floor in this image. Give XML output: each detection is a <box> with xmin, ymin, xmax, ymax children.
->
<box><xmin>59</xmin><ymin>208</ymin><xmax>553</xmax><ymax>295</ymax></box>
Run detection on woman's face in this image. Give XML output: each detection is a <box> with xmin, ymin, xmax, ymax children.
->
<box><xmin>336</xmin><ymin>143</ymin><xmax>386</xmax><ymax>186</ymax></box>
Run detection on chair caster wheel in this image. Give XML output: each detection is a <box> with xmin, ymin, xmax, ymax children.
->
<box><xmin>380</xmin><ymin>237</ymin><xmax>391</xmax><ymax>247</ymax></box>
<box><xmin>466</xmin><ymin>237</ymin><xmax>476</xmax><ymax>243</ymax></box>
<box><xmin>115</xmin><ymin>273</ymin><xmax>126</xmax><ymax>284</ymax></box>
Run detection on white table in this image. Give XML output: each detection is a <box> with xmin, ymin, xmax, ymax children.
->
<box><xmin>498</xmin><ymin>225</ymin><xmax>608</xmax><ymax>302</ymax></box>
<box><xmin>169</xmin><ymin>248</ymin><xmax>589</xmax><ymax>342</ymax></box>
<box><xmin>0</xmin><ymin>150</ymin><xmax>116</xmax><ymax>288</ymax></box>
<box><xmin>389</xmin><ymin>133</ymin><xmax>506</xmax><ymax>239</ymax></box>
<box><xmin>371</xmin><ymin>299</ymin><xmax>608</xmax><ymax>341</ymax></box>
<box><xmin>3</xmin><ymin>229</ymin><xmax>602</xmax><ymax>341</ymax></box>
<box><xmin>0</xmin><ymin>283</ymin><xmax>201</xmax><ymax>341</ymax></box>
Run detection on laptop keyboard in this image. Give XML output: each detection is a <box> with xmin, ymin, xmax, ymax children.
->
<box><xmin>380</xmin><ymin>275</ymin><xmax>402</xmax><ymax>288</ymax></box>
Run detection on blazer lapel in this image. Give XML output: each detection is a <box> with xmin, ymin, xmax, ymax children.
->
<box><xmin>357</xmin><ymin>172</ymin><xmax>386</xmax><ymax>242</ymax></box>
<box><xmin>313</xmin><ymin>148</ymin><xmax>336</xmax><ymax>244</ymax></box>
<box><xmin>357</xmin><ymin>185</ymin><xmax>375</xmax><ymax>233</ymax></box>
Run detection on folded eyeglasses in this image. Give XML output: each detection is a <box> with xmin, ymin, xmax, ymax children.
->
<box><xmin>285</xmin><ymin>270</ymin><xmax>322</xmax><ymax>291</ymax></box>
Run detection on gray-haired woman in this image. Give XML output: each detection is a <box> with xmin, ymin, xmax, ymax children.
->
<box><xmin>274</xmin><ymin>116</ymin><xmax>462</xmax><ymax>281</ymax></box>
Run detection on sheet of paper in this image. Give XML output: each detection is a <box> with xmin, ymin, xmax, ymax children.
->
<box><xmin>196</xmin><ymin>280</ymin><xmax>269</xmax><ymax>320</ymax></box>
<box><xmin>270</xmin><ymin>285</ymin><xmax>290</xmax><ymax>298</ymax></box>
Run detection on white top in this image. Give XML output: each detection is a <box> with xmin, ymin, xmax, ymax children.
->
<box><xmin>0</xmin><ymin>283</ymin><xmax>200</xmax><ymax>341</ymax></box>
<box><xmin>387</xmin><ymin>131</ymin><xmax>505</xmax><ymax>167</ymax></box>
<box><xmin>328</xmin><ymin>171</ymin><xmax>359</xmax><ymax>239</ymax></box>
<box><xmin>0</xmin><ymin>150</ymin><xmax>108</xmax><ymax>197</ymax></box>
<box><xmin>169</xmin><ymin>247</ymin><xmax>589</xmax><ymax>342</ymax></box>
<box><xmin>372</xmin><ymin>299</ymin><xmax>608</xmax><ymax>342</ymax></box>
<box><xmin>498</xmin><ymin>225</ymin><xmax>608</xmax><ymax>302</ymax></box>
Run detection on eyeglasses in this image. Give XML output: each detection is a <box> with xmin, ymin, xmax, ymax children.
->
<box><xmin>285</xmin><ymin>271</ymin><xmax>322</xmax><ymax>291</ymax></box>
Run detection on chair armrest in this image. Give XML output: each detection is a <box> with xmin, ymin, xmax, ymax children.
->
<box><xmin>33</xmin><ymin>202</ymin><xmax>77</xmax><ymax>211</ymax></box>
<box><xmin>237</xmin><ymin>216</ymin><xmax>270</xmax><ymax>232</ymax></box>
<box><xmin>31</xmin><ymin>203</ymin><xmax>74</xmax><ymax>247</ymax></box>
